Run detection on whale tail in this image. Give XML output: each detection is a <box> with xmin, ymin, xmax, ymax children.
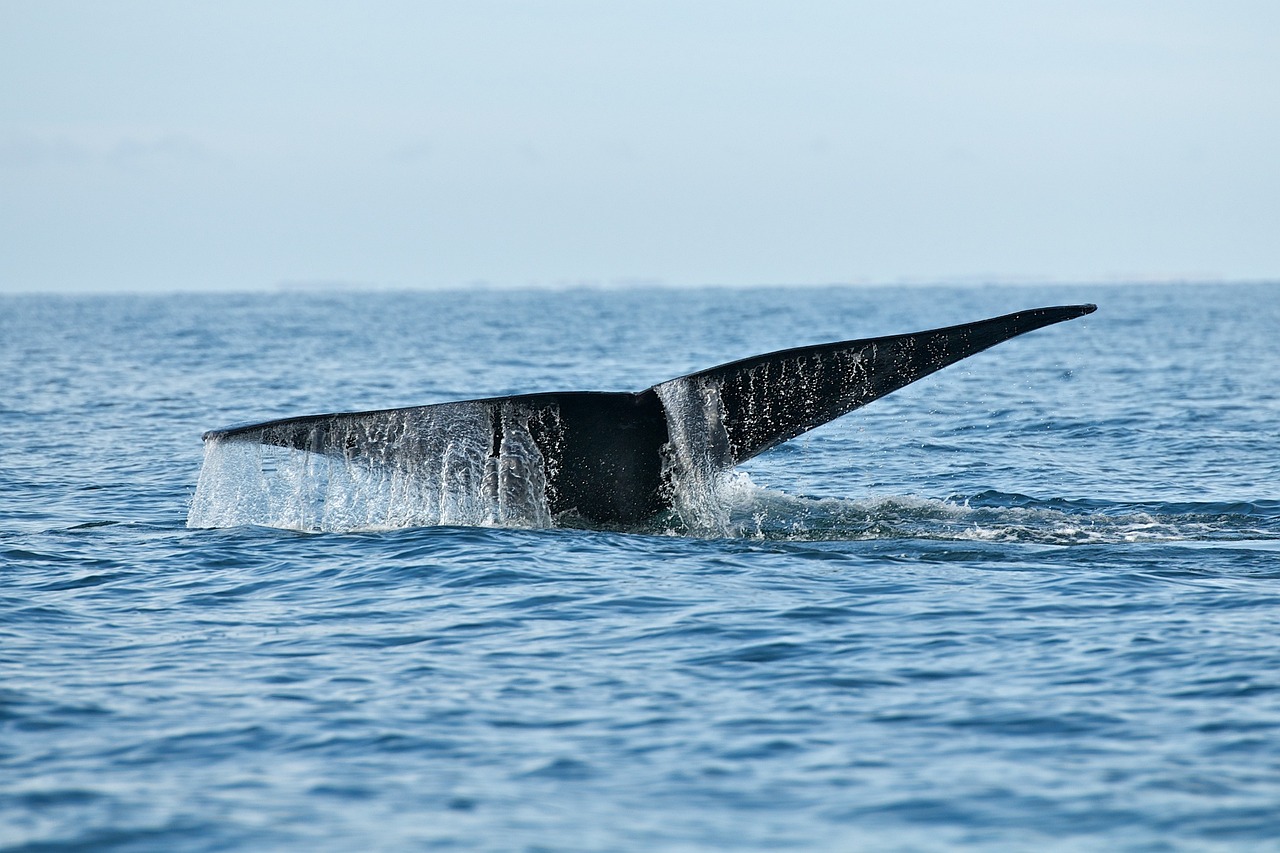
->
<box><xmin>199</xmin><ymin>304</ymin><xmax>1095</xmax><ymax>525</ymax></box>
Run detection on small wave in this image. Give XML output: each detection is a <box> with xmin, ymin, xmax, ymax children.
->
<box><xmin>695</xmin><ymin>483</ymin><xmax>1280</xmax><ymax>545</ymax></box>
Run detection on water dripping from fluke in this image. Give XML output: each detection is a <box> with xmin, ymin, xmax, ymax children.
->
<box><xmin>188</xmin><ymin>305</ymin><xmax>1097</xmax><ymax>536</ymax></box>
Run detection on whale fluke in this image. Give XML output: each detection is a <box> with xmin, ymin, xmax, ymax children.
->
<box><xmin>200</xmin><ymin>304</ymin><xmax>1095</xmax><ymax>526</ymax></box>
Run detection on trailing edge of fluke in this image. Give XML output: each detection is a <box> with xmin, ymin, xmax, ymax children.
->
<box><xmin>203</xmin><ymin>304</ymin><xmax>1096</xmax><ymax>525</ymax></box>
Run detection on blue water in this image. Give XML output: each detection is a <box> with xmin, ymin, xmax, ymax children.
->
<box><xmin>3</xmin><ymin>283</ymin><xmax>1279</xmax><ymax>851</ymax></box>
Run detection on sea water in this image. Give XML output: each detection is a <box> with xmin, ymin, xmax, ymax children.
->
<box><xmin>2</xmin><ymin>283</ymin><xmax>1279</xmax><ymax>851</ymax></box>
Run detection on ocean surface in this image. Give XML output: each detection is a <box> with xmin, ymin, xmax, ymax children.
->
<box><xmin>3</xmin><ymin>282</ymin><xmax>1279</xmax><ymax>852</ymax></box>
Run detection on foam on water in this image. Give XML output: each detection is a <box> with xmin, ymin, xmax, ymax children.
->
<box><xmin>724</xmin><ymin>487</ymin><xmax>1280</xmax><ymax>544</ymax></box>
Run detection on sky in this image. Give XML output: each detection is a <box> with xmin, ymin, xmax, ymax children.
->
<box><xmin>2</xmin><ymin>1</ymin><xmax>1278</xmax><ymax>293</ymax></box>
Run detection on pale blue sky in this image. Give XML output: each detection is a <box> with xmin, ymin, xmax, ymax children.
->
<box><xmin>2</xmin><ymin>1</ymin><xmax>1277</xmax><ymax>292</ymax></box>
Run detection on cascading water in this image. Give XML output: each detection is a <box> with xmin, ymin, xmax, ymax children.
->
<box><xmin>653</xmin><ymin>376</ymin><xmax>744</xmax><ymax>537</ymax></box>
<box><xmin>187</xmin><ymin>402</ymin><xmax>560</xmax><ymax>532</ymax></box>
